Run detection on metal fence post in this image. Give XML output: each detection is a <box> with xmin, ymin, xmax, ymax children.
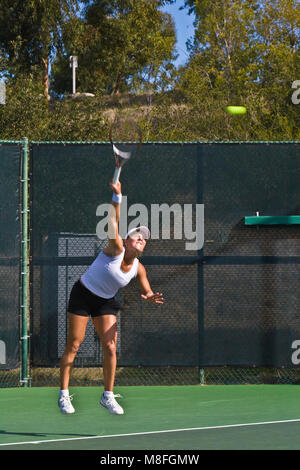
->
<box><xmin>20</xmin><ymin>137</ymin><xmax>30</xmax><ymax>387</ymax></box>
<box><xmin>197</xmin><ymin>142</ymin><xmax>205</xmax><ymax>385</ymax></box>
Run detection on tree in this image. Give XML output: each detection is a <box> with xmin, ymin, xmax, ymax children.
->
<box><xmin>176</xmin><ymin>0</ymin><xmax>300</xmax><ymax>140</ymax></box>
<box><xmin>179</xmin><ymin>1</ymin><xmax>260</xmax><ymax>99</ymax></box>
<box><xmin>0</xmin><ymin>1</ymin><xmax>42</xmax><ymax>74</ymax></box>
<box><xmin>0</xmin><ymin>0</ymin><xmax>79</xmax><ymax>99</ymax></box>
<box><xmin>51</xmin><ymin>0</ymin><xmax>177</xmax><ymax>95</ymax></box>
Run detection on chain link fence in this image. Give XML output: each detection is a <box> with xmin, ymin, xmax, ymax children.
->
<box><xmin>0</xmin><ymin>142</ymin><xmax>22</xmax><ymax>387</ymax></box>
<box><xmin>1</xmin><ymin>141</ymin><xmax>299</xmax><ymax>387</ymax></box>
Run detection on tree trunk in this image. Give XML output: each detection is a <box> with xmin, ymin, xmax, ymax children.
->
<box><xmin>42</xmin><ymin>56</ymin><xmax>50</xmax><ymax>101</ymax></box>
<box><xmin>113</xmin><ymin>73</ymin><xmax>122</xmax><ymax>94</ymax></box>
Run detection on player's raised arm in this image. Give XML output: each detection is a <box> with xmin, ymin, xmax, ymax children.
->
<box><xmin>103</xmin><ymin>181</ymin><xmax>124</xmax><ymax>257</ymax></box>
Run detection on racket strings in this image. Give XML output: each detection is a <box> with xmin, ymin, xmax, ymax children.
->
<box><xmin>110</xmin><ymin>114</ymin><xmax>142</xmax><ymax>144</ymax></box>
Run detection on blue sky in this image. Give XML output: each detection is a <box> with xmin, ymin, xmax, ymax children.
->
<box><xmin>161</xmin><ymin>0</ymin><xmax>195</xmax><ymax>67</ymax></box>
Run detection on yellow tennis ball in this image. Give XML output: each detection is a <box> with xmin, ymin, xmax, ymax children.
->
<box><xmin>226</xmin><ymin>106</ymin><xmax>247</xmax><ymax>115</ymax></box>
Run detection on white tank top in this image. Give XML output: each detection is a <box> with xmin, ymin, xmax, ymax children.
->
<box><xmin>81</xmin><ymin>248</ymin><xmax>139</xmax><ymax>299</ymax></box>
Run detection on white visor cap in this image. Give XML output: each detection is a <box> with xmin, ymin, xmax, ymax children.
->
<box><xmin>125</xmin><ymin>226</ymin><xmax>150</xmax><ymax>240</ymax></box>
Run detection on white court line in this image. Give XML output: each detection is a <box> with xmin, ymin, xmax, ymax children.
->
<box><xmin>1</xmin><ymin>418</ymin><xmax>300</xmax><ymax>447</ymax></box>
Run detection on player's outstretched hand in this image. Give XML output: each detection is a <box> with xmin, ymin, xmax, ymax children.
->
<box><xmin>141</xmin><ymin>292</ymin><xmax>164</xmax><ymax>305</ymax></box>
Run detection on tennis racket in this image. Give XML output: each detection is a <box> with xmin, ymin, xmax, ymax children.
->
<box><xmin>109</xmin><ymin>115</ymin><xmax>142</xmax><ymax>183</ymax></box>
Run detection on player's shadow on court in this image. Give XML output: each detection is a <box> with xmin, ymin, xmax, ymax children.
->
<box><xmin>0</xmin><ymin>430</ymin><xmax>96</xmax><ymax>438</ymax></box>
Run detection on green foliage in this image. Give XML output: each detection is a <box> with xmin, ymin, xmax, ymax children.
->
<box><xmin>175</xmin><ymin>0</ymin><xmax>300</xmax><ymax>140</ymax></box>
<box><xmin>51</xmin><ymin>0</ymin><xmax>177</xmax><ymax>95</ymax></box>
<box><xmin>0</xmin><ymin>0</ymin><xmax>79</xmax><ymax>73</ymax></box>
<box><xmin>0</xmin><ymin>75</ymin><xmax>48</xmax><ymax>140</ymax></box>
<box><xmin>0</xmin><ymin>0</ymin><xmax>299</xmax><ymax>142</ymax></box>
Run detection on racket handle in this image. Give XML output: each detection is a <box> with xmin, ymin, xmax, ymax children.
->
<box><xmin>113</xmin><ymin>167</ymin><xmax>121</xmax><ymax>184</ymax></box>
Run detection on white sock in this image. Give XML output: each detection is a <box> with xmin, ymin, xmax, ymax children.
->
<box><xmin>59</xmin><ymin>389</ymin><xmax>69</xmax><ymax>398</ymax></box>
<box><xmin>103</xmin><ymin>391</ymin><xmax>114</xmax><ymax>398</ymax></box>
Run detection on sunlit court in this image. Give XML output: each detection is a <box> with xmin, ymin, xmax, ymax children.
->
<box><xmin>1</xmin><ymin>386</ymin><xmax>300</xmax><ymax>450</ymax></box>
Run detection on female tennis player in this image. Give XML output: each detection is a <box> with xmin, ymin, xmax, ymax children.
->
<box><xmin>58</xmin><ymin>180</ymin><xmax>164</xmax><ymax>415</ymax></box>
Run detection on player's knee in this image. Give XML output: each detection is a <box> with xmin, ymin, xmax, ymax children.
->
<box><xmin>103</xmin><ymin>341</ymin><xmax>116</xmax><ymax>356</ymax></box>
<box><xmin>67</xmin><ymin>340</ymin><xmax>82</xmax><ymax>354</ymax></box>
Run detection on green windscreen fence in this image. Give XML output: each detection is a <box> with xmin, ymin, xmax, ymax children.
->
<box><xmin>0</xmin><ymin>141</ymin><xmax>299</xmax><ymax>387</ymax></box>
<box><xmin>200</xmin><ymin>143</ymin><xmax>299</xmax><ymax>367</ymax></box>
<box><xmin>29</xmin><ymin>142</ymin><xmax>300</xmax><ymax>380</ymax></box>
<box><xmin>0</xmin><ymin>143</ymin><xmax>21</xmax><ymax>385</ymax></box>
<box><xmin>30</xmin><ymin>143</ymin><xmax>199</xmax><ymax>370</ymax></box>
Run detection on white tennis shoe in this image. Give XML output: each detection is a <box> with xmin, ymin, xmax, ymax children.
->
<box><xmin>100</xmin><ymin>393</ymin><xmax>124</xmax><ymax>415</ymax></box>
<box><xmin>58</xmin><ymin>394</ymin><xmax>75</xmax><ymax>414</ymax></box>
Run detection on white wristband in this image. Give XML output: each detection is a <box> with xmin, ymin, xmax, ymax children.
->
<box><xmin>112</xmin><ymin>193</ymin><xmax>122</xmax><ymax>204</ymax></box>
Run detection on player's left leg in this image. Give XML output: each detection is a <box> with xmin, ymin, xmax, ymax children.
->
<box><xmin>92</xmin><ymin>314</ymin><xmax>124</xmax><ymax>415</ymax></box>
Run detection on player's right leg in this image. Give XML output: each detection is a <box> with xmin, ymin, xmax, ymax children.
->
<box><xmin>58</xmin><ymin>312</ymin><xmax>89</xmax><ymax>414</ymax></box>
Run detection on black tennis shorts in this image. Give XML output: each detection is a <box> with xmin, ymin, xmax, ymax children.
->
<box><xmin>68</xmin><ymin>280</ymin><xmax>121</xmax><ymax>317</ymax></box>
